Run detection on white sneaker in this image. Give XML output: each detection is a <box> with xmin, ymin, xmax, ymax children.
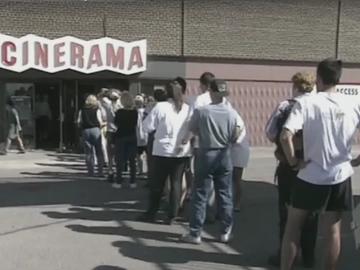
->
<box><xmin>112</xmin><ymin>183</ymin><xmax>122</xmax><ymax>189</ymax></box>
<box><xmin>129</xmin><ymin>183</ymin><xmax>137</xmax><ymax>189</ymax></box>
<box><xmin>180</xmin><ymin>233</ymin><xmax>201</xmax><ymax>244</ymax></box>
<box><xmin>220</xmin><ymin>229</ymin><xmax>233</xmax><ymax>243</ymax></box>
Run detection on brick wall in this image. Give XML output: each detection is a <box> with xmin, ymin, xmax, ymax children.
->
<box><xmin>1</xmin><ymin>0</ymin><xmax>358</xmax><ymax>62</ymax></box>
<box><xmin>339</xmin><ymin>0</ymin><xmax>360</xmax><ymax>62</ymax></box>
<box><xmin>0</xmin><ymin>0</ymin><xmax>182</xmax><ymax>56</ymax></box>
<box><xmin>184</xmin><ymin>0</ymin><xmax>338</xmax><ymax>61</ymax></box>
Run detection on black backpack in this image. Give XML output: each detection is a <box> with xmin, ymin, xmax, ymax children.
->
<box><xmin>274</xmin><ymin>99</ymin><xmax>297</xmax><ymax>163</ymax></box>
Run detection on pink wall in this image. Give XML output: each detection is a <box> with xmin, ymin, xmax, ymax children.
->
<box><xmin>185</xmin><ymin>61</ymin><xmax>360</xmax><ymax>146</ymax></box>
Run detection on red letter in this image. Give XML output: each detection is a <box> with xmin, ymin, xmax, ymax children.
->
<box><xmin>35</xmin><ymin>41</ymin><xmax>48</xmax><ymax>68</ymax></box>
<box><xmin>70</xmin><ymin>42</ymin><xmax>84</xmax><ymax>68</ymax></box>
<box><xmin>22</xmin><ymin>41</ymin><xmax>28</xmax><ymax>65</ymax></box>
<box><xmin>128</xmin><ymin>46</ymin><xmax>143</xmax><ymax>70</ymax></box>
<box><xmin>87</xmin><ymin>44</ymin><xmax>103</xmax><ymax>69</ymax></box>
<box><xmin>106</xmin><ymin>44</ymin><xmax>124</xmax><ymax>69</ymax></box>
<box><xmin>54</xmin><ymin>42</ymin><xmax>65</xmax><ymax>67</ymax></box>
<box><xmin>1</xmin><ymin>41</ymin><xmax>16</xmax><ymax>66</ymax></box>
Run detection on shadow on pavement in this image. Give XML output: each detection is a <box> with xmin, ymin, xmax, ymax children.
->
<box><xmin>1</xmin><ymin>151</ymin><xmax>359</xmax><ymax>269</ymax></box>
<box><xmin>93</xmin><ymin>266</ymin><xmax>126</xmax><ymax>270</ymax></box>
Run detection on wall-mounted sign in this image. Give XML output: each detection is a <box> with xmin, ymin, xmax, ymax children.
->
<box><xmin>336</xmin><ymin>85</ymin><xmax>360</xmax><ymax>96</ymax></box>
<box><xmin>0</xmin><ymin>33</ymin><xmax>147</xmax><ymax>74</ymax></box>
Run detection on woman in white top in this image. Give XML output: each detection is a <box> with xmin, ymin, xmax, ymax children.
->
<box><xmin>139</xmin><ymin>80</ymin><xmax>192</xmax><ymax>224</ymax></box>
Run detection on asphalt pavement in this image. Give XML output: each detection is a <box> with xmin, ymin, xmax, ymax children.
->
<box><xmin>0</xmin><ymin>147</ymin><xmax>359</xmax><ymax>270</ymax></box>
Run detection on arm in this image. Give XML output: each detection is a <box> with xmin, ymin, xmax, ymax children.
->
<box><xmin>280</xmin><ymin>128</ymin><xmax>298</xmax><ymax>167</ymax></box>
<box><xmin>14</xmin><ymin>109</ymin><xmax>22</xmax><ymax>131</ymax></box>
<box><xmin>76</xmin><ymin>110</ymin><xmax>82</xmax><ymax>128</ymax></box>
<box><xmin>182</xmin><ymin>109</ymin><xmax>200</xmax><ymax>144</ymax></box>
<box><xmin>280</xmin><ymin>102</ymin><xmax>306</xmax><ymax>169</ymax></box>
<box><xmin>233</xmin><ymin>109</ymin><xmax>245</xmax><ymax>143</ymax></box>
<box><xmin>265</xmin><ymin>101</ymin><xmax>287</xmax><ymax>142</ymax></box>
<box><xmin>143</xmin><ymin>104</ymin><xmax>159</xmax><ymax>134</ymax></box>
<box><xmin>97</xmin><ymin>109</ymin><xmax>105</xmax><ymax>128</ymax></box>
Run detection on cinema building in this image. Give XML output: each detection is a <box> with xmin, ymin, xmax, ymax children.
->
<box><xmin>1</xmin><ymin>0</ymin><xmax>360</xmax><ymax>150</ymax></box>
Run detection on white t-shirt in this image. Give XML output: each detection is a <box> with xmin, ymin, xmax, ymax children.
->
<box><xmin>143</xmin><ymin>101</ymin><xmax>192</xmax><ymax>157</ymax></box>
<box><xmin>136</xmin><ymin>108</ymin><xmax>148</xmax><ymax>146</ymax></box>
<box><xmin>284</xmin><ymin>91</ymin><xmax>360</xmax><ymax>185</ymax></box>
<box><xmin>193</xmin><ymin>91</ymin><xmax>212</xmax><ymax>109</ymax></box>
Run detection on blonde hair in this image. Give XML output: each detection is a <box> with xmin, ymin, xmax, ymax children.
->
<box><xmin>121</xmin><ymin>91</ymin><xmax>134</xmax><ymax>109</ymax></box>
<box><xmin>292</xmin><ymin>72</ymin><xmax>315</xmax><ymax>93</ymax></box>
<box><xmin>85</xmin><ymin>94</ymin><xmax>98</xmax><ymax>108</ymax></box>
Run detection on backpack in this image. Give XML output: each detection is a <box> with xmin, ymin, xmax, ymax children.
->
<box><xmin>274</xmin><ymin>99</ymin><xmax>297</xmax><ymax>163</ymax></box>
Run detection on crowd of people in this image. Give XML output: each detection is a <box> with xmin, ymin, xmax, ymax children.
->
<box><xmin>75</xmin><ymin>58</ymin><xmax>360</xmax><ymax>270</ymax></box>
<box><xmin>3</xmin><ymin>57</ymin><xmax>360</xmax><ymax>270</ymax></box>
<box><xmin>76</xmin><ymin>73</ymin><xmax>251</xmax><ymax>229</ymax></box>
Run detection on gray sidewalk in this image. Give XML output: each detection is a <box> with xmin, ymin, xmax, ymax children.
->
<box><xmin>0</xmin><ymin>148</ymin><xmax>359</xmax><ymax>270</ymax></box>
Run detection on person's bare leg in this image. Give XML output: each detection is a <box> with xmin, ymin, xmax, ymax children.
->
<box><xmin>281</xmin><ymin>206</ymin><xmax>308</xmax><ymax>270</ymax></box>
<box><xmin>180</xmin><ymin>174</ymin><xmax>187</xmax><ymax>209</ymax></box>
<box><xmin>323</xmin><ymin>211</ymin><xmax>342</xmax><ymax>270</ymax></box>
<box><xmin>17</xmin><ymin>136</ymin><xmax>25</xmax><ymax>152</ymax></box>
<box><xmin>5</xmin><ymin>138</ymin><xmax>12</xmax><ymax>152</ymax></box>
<box><xmin>233</xmin><ymin>167</ymin><xmax>243</xmax><ymax>210</ymax></box>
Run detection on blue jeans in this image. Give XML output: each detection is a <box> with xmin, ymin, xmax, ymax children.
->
<box><xmin>115</xmin><ymin>136</ymin><xmax>137</xmax><ymax>184</ymax></box>
<box><xmin>190</xmin><ymin>148</ymin><xmax>233</xmax><ymax>237</ymax></box>
<box><xmin>82</xmin><ymin>127</ymin><xmax>104</xmax><ymax>175</ymax></box>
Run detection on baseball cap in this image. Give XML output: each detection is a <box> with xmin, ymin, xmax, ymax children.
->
<box><xmin>210</xmin><ymin>79</ymin><xmax>228</xmax><ymax>95</ymax></box>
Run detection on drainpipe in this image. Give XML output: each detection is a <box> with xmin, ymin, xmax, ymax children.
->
<box><xmin>335</xmin><ymin>0</ymin><xmax>342</xmax><ymax>58</ymax></box>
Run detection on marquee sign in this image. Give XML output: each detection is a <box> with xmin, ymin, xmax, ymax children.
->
<box><xmin>0</xmin><ymin>33</ymin><xmax>147</xmax><ymax>74</ymax></box>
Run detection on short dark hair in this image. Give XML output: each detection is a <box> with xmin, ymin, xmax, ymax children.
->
<box><xmin>200</xmin><ymin>72</ymin><xmax>215</xmax><ymax>88</ymax></box>
<box><xmin>154</xmin><ymin>88</ymin><xmax>167</xmax><ymax>102</ymax></box>
<box><xmin>6</xmin><ymin>97</ymin><xmax>14</xmax><ymax>107</ymax></box>
<box><xmin>173</xmin><ymin>77</ymin><xmax>187</xmax><ymax>94</ymax></box>
<box><xmin>317</xmin><ymin>58</ymin><xmax>342</xmax><ymax>85</ymax></box>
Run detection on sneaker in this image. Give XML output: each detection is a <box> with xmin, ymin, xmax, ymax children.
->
<box><xmin>112</xmin><ymin>183</ymin><xmax>122</xmax><ymax>189</ymax></box>
<box><xmin>220</xmin><ymin>228</ymin><xmax>233</xmax><ymax>243</ymax></box>
<box><xmin>130</xmin><ymin>183</ymin><xmax>137</xmax><ymax>189</ymax></box>
<box><xmin>18</xmin><ymin>149</ymin><xmax>26</xmax><ymax>154</ymax></box>
<box><xmin>180</xmin><ymin>233</ymin><xmax>201</xmax><ymax>244</ymax></box>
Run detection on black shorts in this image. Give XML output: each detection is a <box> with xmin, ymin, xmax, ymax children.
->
<box><xmin>291</xmin><ymin>177</ymin><xmax>353</xmax><ymax>212</ymax></box>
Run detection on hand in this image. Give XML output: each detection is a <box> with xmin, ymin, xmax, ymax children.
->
<box><xmin>351</xmin><ymin>155</ymin><xmax>360</xmax><ymax>167</ymax></box>
<box><xmin>176</xmin><ymin>145</ymin><xmax>184</xmax><ymax>155</ymax></box>
<box><xmin>290</xmin><ymin>159</ymin><xmax>309</xmax><ymax>171</ymax></box>
<box><xmin>181</xmin><ymin>139</ymin><xmax>188</xmax><ymax>145</ymax></box>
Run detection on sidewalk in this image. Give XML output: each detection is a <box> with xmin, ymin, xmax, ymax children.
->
<box><xmin>0</xmin><ymin>148</ymin><xmax>359</xmax><ymax>270</ymax></box>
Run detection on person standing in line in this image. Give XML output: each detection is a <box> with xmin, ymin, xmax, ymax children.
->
<box><xmin>135</xmin><ymin>95</ymin><xmax>148</xmax><ymax>175</ymax></box>
<box><xmin>145</xmin><ymin>89</ymin><xmax>168</xmax><ymax>185</ymax></box>
<box><xmin>77</xmin><ymin>94</ymin><xmax>105</xmax><ymax>177</ymax></box>
<box><xmin>180</xmin><ymin>79</ymin><xmax>241</xmax><ymax>244</ymax></box>
<box><xmin>97</xmin><ymin>88</ymin><xmax>110</xmax><ymax>165</ymax></box>
<box><xmin>265</xmin><ymin>72</ymin><xmax>318</xmax><ymax>268</ymax></box>
<box><xmin>192</xmin><ymin>72</ymin><xmax>219</xmax><ymax>222</ymax></box>
<box><xmin>231</xmin><ymin>111</ymin><xmax>250</xmax><ymax>212</ymax></box>
<box><xmin>113</xmin><ymin>91</ymin><xmax>138</xmax><ymax>189</ymax></box>
<box><xmin>104</xmin><ymin>90</ymin><xmax>121</xmax><ymax>183</ymax></box>
<box><xmin>138</xmin><ymin>81</ymin><xmax>192</xmax><ymax>225</ymax></box>
<box><xmin>2</xmin><ymin>98</ymin><xmax>26</xmax><ymax>154</ymax></box>
<box><xmin>280</xmin><ymin>58</ymin><xmax>359</xmax><ymax>270</ymax></box>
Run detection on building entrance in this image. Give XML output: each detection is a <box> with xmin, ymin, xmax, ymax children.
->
<box><xmin>34</xmin><ymin>82</ymin><xmax>60</xmax><ymax>149</ymax></box>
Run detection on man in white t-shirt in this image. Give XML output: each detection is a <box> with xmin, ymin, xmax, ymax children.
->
<box><xmin>279</xmin><ymin>58</ymin><xmax>360</xmax><ymax>270</ymax></box>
